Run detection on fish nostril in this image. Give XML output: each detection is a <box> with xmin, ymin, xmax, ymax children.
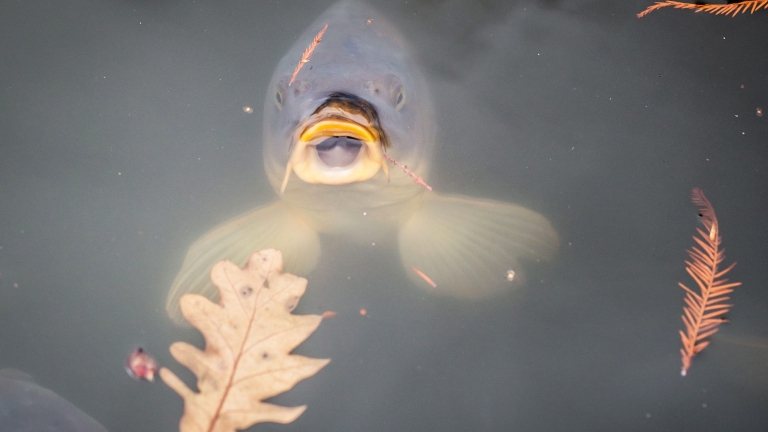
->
<box><xmin>293</xmin><ymin>80</ymin><xmax>311</xmax><ymax>95</ymax></box>
<box><xmin>364</xmin><ymin>80</ymin><xmax>380</xmax><ymax>95</ymax></box>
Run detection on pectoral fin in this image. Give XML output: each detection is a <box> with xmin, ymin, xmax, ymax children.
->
<box><xmin>398</xmin><ymin>194</ymin><xmax>558</xmax><ymax>298</ymax></box>
<box><xmin>166</xmin><ymin>201</ymin><xmax>320</xmax><ymax>325</ymax></box>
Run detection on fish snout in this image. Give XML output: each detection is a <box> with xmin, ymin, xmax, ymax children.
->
<box><xmin>280</xmin><ymin>111</ymin><xmax>388</xmax><ymax>193</ymax></box>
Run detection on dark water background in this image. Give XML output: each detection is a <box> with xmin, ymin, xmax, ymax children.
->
<box><xmin>1</xmin><ymin>0</ymin><xmax>767</xmax><ymax>431</ymax></box>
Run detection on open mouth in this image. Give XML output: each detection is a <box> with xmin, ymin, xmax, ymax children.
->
<box><xmin>280</xmin><ymin>93</ymin><xmax>389</xmax><ymax>193</ymax></box>
<box><xmin>316</xmin><ymin>136</ymin><xmax>363</xmax><ymax>167</ymax></box>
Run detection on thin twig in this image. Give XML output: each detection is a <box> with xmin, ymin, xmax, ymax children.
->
<box><xmin>678</xmin><ymin>188</ymin><xmax>741</xmax><ymax>376</ymax></box>
<box><xmin>383</xmin><ymin>153</ymin><xmax>433</xmax><ymax>192</ymax></box>
<box><xmin>638</xmin><ymin>0</ymin><xmax>768</xmax><ymax>18</ymax></box>
<box><xmin>289</xmin><ymin>24</ymin><xmax>328</xmax><ymax>86</ymax></box>
<box><xmin>411</xmin><ymin>266</ymin><xmax>437</xmax><ymax>288</ymax></box>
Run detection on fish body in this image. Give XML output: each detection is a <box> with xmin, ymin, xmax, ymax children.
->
<box><xmin>167</xmin><ymin>1</ymin><xmax>558</xmax><ymax>324</ymax></box>
<box><xmin>0</xmin><ymin>369</ymin><xmax>109</xmax><ymax>432</ymax></box>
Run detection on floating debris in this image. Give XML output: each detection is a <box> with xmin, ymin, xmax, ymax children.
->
<box><xmin>125</xmin><ymin>347</ymin><xmax>158</xmax><ymax>382</ymax></box>
<box><xmin>289</xmin><ymin>24</ymin><xmax>328</xmax><ymax>86</ymax></box>
<box><xmin>506</xmin><ymin>270</ymin><xmax>516</xmax><ymax>281</ymax></box>
<box><xmin>384</xmin><ymin>153</ymin><xmax>433</xmax><ymax>192</ymax></box>
<box><xmin>678</xmin><ymin>188</ymin><xmax>741</xmax><ymax>377</ymax></box>
<box><xmin>638</xmin><ymin>0</ymin><xmax>768</xmax><ymax>18</ymax></box>
<box><xmin>160</xmin><ymin>249</ymin><xmax>329</xmax><ymax>429</ymax></box>
<box><xmin>411</xmin><ymin>266</ymin><xmax>437</xmax><ymax>288</ymax></box>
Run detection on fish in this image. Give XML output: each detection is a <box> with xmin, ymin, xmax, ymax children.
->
<box><xmin>166</xmin><ymin>1</ymin><xmax>559</xmax><ymax>325</ymax></box>
<box><xmin>0</xmin><ymin>368</ymin><xmax>109</xmax><ymax>431</ymax></box>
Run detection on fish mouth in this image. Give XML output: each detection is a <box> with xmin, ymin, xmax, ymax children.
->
<box><xmin>280</xmin><ymin>93</ymin><xmax>389</xmax><ymax>193</ymax></box>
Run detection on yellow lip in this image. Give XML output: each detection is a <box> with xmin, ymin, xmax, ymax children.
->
<box><xmin>300</xmin><ymin>119</ymin><xmax>375</xmax><ymax>143</ymax></box>
<box><xmin>280</xmin><ymin>118</ymin><xmax>389</xmax><ymax>193</ymax></box>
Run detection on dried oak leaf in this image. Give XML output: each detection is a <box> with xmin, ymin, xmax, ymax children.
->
<box><xmin>160</xmin><ymin>249</ymin><xmax>330</xmax><ymax>432</ymax></box>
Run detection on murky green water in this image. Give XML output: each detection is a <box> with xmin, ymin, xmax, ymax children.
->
<box><xmin>1</xmin><ymin>1</ymin><xmax>766</xmax><ymax>431</ymax></box>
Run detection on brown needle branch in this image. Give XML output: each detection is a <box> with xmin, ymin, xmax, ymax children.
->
<box><xmin>678</xmin><ymin>188</ymin><xmax>741</xmax><ymax>377</ymax></box>
<box><xmin>638</xmin><ymin>0</ymin><xmax>768</xmax><ymax>18</ymax></box>
<box><xmin>383</xmin><ymin>153</ymin><xmax>433</xmax><ymax>192</ymax></box>
<box><xmin>289</xmin><ymin>24</ymin><xmax>328</xmax><ymax>86</ymax></box>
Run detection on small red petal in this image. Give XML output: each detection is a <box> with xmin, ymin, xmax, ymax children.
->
<box><xmin>125</xmin><ymin>348</ymin><xmax>158</xmax><ymax>382</ymax></box>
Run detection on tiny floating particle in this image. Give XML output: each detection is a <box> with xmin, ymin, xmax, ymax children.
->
<box><xmin>242</xmin><ymin>106</ymin><xmax>253</xmax><ymax>114</ymax></box>
<box><xmin>125</xmin><ymin>347</ymin><xmax>158</xmax><ymax>382</ymax></box>
<box><xmin>757</xmin><ymin>107</ymin><xmax>763</xmax><ymax>117</ymax></box>
<box><xmin>359</xmin><ymin>308</ymin><xmax>367</xmax><ymax>316</ymax></box>
<box><xmin>506</xmin><ymin>270</ymin><xmax>516</xmax><ymax>281</ymax></box>
<box><xmin>366</xmin><ymin>19</ymin><xmax>373</xmax><ymax>24</ymax></box>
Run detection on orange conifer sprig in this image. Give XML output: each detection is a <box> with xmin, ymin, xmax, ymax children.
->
<box><xmin>289</xmin><ymin>24</ymin><xmax>328</xmax><ymax>86</ymax></box>
<box><xmin>678</xmin><ymin>188</ymin><xmax>741</xmax><ymax>376</ymax></box>
<box><xmin>638</xmin><ymin>0</ymin><xmax>768</xmax><ymax>18</ymax></box>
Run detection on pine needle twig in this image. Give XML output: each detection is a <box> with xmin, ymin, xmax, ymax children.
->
<box><xmin>678</xmin><ymin>188</ymin><xmax>741</xmax><ymax>376</ymax></box>
<box><xmin>382</xmin><ymin>153</ymin><xmax>433</xmax><ymax>192</ymax></box>
<box><xmin>638</xmin><ymin>0</ymin><xmax>768</xmax><ymax>18</ymax></box>
<box><xmin>289</xmin><ymin>24</ymin><xmax>328</xmax><ymax>86</ymax></box>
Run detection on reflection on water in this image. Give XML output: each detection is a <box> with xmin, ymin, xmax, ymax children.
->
<box><xmin>0</xmin><ymin>0</ymin><xmax>767</xmax><ymax>431</ymax></box>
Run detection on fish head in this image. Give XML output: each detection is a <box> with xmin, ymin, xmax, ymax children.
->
<box><xmin>263</xmin><ymin>2</ymin><xmax>435</xmax><ymax>209</ymax></box>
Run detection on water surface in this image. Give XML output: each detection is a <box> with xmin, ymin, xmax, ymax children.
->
<box><xmin>0</xmin><ymin>1</ymin><xmax>766</xmax><ymax>431</ymax></box>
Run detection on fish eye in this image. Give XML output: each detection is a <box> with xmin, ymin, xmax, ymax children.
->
<box><xmin>395</xmin><ymin>87</ymin><xmax>406</xmax><ymax>111</ymax></box>
<box><xmin>386</xmin><ymin>75</ymin><xmax>405</xmax><ymax>111</ymax></box>
<box><xmin>274</xmin><ymin>86</ymin><xmax>284</xmax><ymax>110</ymax></box>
